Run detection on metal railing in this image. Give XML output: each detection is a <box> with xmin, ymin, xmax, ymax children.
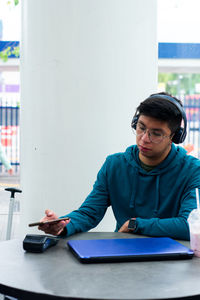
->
<box><xmin>0</xmin><ymin>99</ymin><xmax>20</xmax><ymax>174</ymax></box>
<box><xmin>183</xmin><ymin>95</ymin><xmax>200</xmax><ymax>158</ymax></box>
<box><xmin>0</xmin><ymin>93</ymin><xmax>200</xmax><ymax>175</ymax></box>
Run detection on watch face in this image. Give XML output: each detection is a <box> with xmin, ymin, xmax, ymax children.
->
<box><xmin>128</xmin><ymin>218</ymin><xmax>136</xmax><ymax>230</ymax></box>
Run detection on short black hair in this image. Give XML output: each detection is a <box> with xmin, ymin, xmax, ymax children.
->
<box><xmin>136</xmin><ymin>92</ymin><xmax>183</xmax><ymax>134</ymax></box>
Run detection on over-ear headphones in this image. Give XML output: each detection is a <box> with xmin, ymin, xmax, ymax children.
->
<box><xmin>131</xmin><ymin>94</ymin><xmax>187</xmax><ymax>144</ymax></box>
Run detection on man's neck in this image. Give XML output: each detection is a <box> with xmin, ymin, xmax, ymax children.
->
<box><xmin>139</xmin><ymin>147</ymin><xmax>171</xmax><ymax>166</ymax></box>
<box><xmin>139</xmin><ymin>160</ymin><xmax>156</xmax><ymax>172</ymax></box>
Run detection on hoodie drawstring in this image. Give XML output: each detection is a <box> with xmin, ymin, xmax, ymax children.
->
<box><xmin>129</xmin><ymin>168</ymin><xmax>138</xmax><ymax>209</ymax></box>
<box><xmin>153</xmin><ymin>175</ymin><xmax>160</xmax><ymax>216</ymax></box>
<box><xmin>129</xmin><ymin>172</ymin><xmax>160</xmax><ymax>216</ymax></box>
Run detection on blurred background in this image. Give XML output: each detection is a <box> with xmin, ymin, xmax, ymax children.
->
<box><xmin>1</xmin><ymin>0</ymin><xmax>200</xmax><ymax>240</ymax></box>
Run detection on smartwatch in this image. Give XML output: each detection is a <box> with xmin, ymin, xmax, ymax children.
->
<box><xmin>128</xmin><ymin>218</ymin><xmax>137</xmax><ymax>231</ymax></box>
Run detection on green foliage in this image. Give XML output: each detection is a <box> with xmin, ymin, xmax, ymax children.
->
<box><xmin>0</xmin><ymin>0</ymin><xmax>19</xmax><ymax>62</ymax></box>
<box><xmin>0</xmin><ymin>47</ymin><xmax>12</xmax><ymax>62</ymax></box>
<box><xmin>0</xmin><ymin>46</ymin><xmax>20</xmax><ymax>62</ymax></box>
<box><xmin>12</xmin><ymin>45</ymin><xmax>20</xmax><ymax>57</ymax></box>
<box><xmin>158</xmin><ymin>73</ymin><xmax>200</xmax><ymax>96</ymax></box>
<box><xmin>6</xmin><ymin>0</ymin><xmax>19</xmax><ymax>5</ymax></box>
<box><xmin>0</xmin><ymin>0</ymin><xmax>20</xmax><ymax>61</ymax></box>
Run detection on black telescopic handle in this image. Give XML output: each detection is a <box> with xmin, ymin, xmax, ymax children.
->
<box><xmin>5</xmin><ymin>187</ymin><xmax>22</xmax><ymax>198</ymax></box>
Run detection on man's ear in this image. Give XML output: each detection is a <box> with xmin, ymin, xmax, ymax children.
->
<box><xmin>169</xmin><ymin>133</ymin><xmax>174</xmax><ymax>144</ymax></box>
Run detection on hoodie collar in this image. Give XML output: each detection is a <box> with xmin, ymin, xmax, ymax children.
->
<box><xmin>124</xmin><ymin>143</ymin><xmax>187</xmax><ymax>175</ymax></box>
<box><xmin>127</xmin><ymin>143</ymin><xmax>187</xmax><ymax>215</ymax></box>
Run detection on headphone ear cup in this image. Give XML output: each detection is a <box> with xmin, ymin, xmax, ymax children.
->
<box><xmin>172</xmin><ymin>128</ymin><xmax>184</xmax><ymax>144</ymax></box>
<box><xmin>131</xmin><ymin>115</ymin><xmax>138</xmax><ymax>129</ymax></box>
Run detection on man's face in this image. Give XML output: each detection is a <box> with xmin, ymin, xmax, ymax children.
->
<box><xmin>136</xmin><ymin>115</ymin><xmax>173</xmax><ymax>166</ymax></box>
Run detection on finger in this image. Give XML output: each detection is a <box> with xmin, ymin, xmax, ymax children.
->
<box><xmin>38</xmin><ymin>226</ymin><xmax>57</xmax><ymax>235</ymax></box>
<box><xmin>42</xmin><ymin>224</ymin><xmax>64</xmax><ymax>236</ymax></box>
<box><xmin>45</xmin><ymin>209</ymin><xmax>54</xmax><ymax>217</ymax></box>
<box><xmin>38</xmin><ymin>220</ymin><xmax>67</xmax><ymax>235</ymax></box>
<box><xmin>38</xmin><ymin>223</ymin><xmax>50</xmax><ymax>230</ymax></box>
<box><xmin>51</xmin><ymin>220</ymin><xmax>66</xmax><ymax>232</ymax></box>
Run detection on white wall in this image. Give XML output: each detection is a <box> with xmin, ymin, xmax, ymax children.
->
<box><xmin>20</xmin><ymin>0</ymin><xmax>157</xmax><ymax>235</ymax></box>
<box><xmin>158</xmin><ymin>0</ymin><xmax>200</xmax><ymax>43</ymax></box>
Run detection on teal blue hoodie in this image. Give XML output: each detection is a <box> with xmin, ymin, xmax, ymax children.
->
<box><xmin>64</xmin><ymin>144</ymin><xmax>200</xmax><ymax>240</ymax></box>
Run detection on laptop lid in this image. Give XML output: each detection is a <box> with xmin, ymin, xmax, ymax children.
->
<box><xmin>67</xmin><ymin>237</ymin><xmax>194</xmax><ymax>263</ymax></box>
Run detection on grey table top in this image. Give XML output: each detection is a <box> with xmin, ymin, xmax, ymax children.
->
<box><xmin>0</xmin><ymin>232</ymin><xmax>200</xmax><ymax>300</ymax></box>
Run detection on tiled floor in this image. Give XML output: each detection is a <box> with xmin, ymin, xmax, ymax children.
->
<box><xmin>0</xmin><ymin>175</ymin><xmax>21</xmax><ymax>299</ymax></box>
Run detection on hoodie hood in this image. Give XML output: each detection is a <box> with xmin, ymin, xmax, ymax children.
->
<box><xmin>124</xmin><ymin>143</ymin><xmax>187</xmax><ymax>175</ymax></box>
<box><xmin>124</xmin><ymin>143</ymin><xmax>187</xmax><ymax>215</ymax></box>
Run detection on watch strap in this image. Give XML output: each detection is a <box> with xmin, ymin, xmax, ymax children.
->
<box><xmin>128</xmin><ymin>218</ymin><xmax>137</xmax><ymax>231</ymax></box>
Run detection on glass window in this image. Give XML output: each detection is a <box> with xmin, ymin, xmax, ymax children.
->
<box><xmin>158</xmin><ymin>0</ymin><xmax>200</xmax><ymax>157</ymax></box>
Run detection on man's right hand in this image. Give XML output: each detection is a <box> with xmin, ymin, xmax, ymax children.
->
<box><xmin>38</xmin><ymin>209</ymin><xmax>70</xmax><ymax>236</ymax></box>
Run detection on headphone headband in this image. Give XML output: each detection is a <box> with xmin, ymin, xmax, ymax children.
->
<box><xmin>131</xmin><ymin>94</ymin><xmax>187</xmax><ymax>144</ymax></box>
<box><xmin>149</xmin><ymin>94</ymin><xmax>185</xmax><ymax>118</ymax></box>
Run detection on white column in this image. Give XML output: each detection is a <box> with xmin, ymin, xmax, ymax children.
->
<box><xmin>20</xmin><ymin>0</ymin><xmax>157</xmax><ymax>235</ymax></box>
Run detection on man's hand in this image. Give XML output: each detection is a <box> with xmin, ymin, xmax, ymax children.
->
<box><xmin>38</xmin><ymin>209</ymin><xmax>70</xmax><ymax>236</ymax></box>
<box><xmin>118</xmin><ymin>219</ymin><xmax>136</xmax><ymax>233</ymax></box>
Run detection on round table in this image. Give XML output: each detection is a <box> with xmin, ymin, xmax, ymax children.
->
<box><xmin>0</xmin><ymin>232</ymin><xmax>199</xmax><ymax>300</ymax></box>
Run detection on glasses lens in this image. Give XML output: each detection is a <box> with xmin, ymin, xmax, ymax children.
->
<box><xmin>149</xmin><ymin>132</ymin><xmax>163</xmax><ymax>143</ymax></box>
<box><xmin>134</xmin><ymin>125</ymin><xmax>164</xmax><ymax>143</ymax></box>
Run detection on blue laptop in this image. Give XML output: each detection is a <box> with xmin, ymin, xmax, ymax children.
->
<box><xmin>67</xmin><ymin>237</ymin><xmax>194</xmax><ymax>263</ymax></box>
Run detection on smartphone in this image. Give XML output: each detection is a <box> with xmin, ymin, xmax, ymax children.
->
<box><xmin>28</xmin><ymin>217</ymin><xmax>70</xmax><ymax>227</ymax></box>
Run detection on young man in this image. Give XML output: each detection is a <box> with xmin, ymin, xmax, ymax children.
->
<box><xmin>39</xmin><ymin>92</ymin><xmax>200</xmax><ymax>240</ymax></box>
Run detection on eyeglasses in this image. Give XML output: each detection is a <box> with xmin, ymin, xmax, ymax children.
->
<box><xmin>133</xmin><ymin>123</ymin><xmax>172</xmax><ymax>144</ymax></box>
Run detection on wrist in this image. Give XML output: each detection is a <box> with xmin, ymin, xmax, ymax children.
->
<box><xmin>128</xmin><ymin>218</ymin><xmax>137</xmax><ymax>231</ymax></box>
<box><xmin>58</xmin><ymin>226</ymin><xmax>67</xmax><ymax>237</ymax></box>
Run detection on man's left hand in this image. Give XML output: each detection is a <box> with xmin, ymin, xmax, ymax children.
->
<box><xmin>118</xmin><ymin>220</ymin><xmax>135</xmax><ymax>233</ymax></box>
